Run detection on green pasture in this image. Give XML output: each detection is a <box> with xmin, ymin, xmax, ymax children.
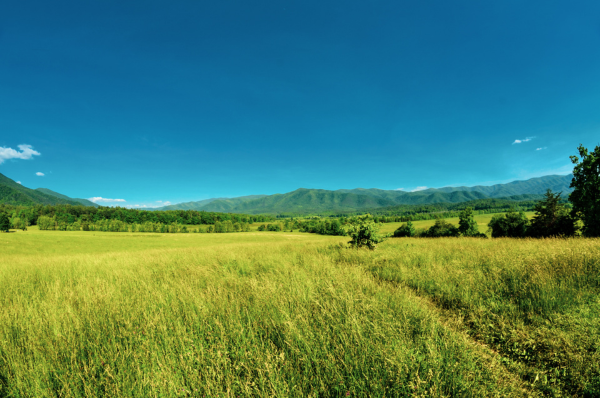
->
<box><xmin>0</xmin><ymin>228</ymin><xmax>598</xmax><ymax>397</ymax></box>
<box><xmin>379</xmin><ymin>211</ymin><xmax>536</xmax><ymax>235</ymax></box>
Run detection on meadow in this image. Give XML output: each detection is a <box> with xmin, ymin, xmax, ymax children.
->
<box><xmin>0</xmin><ymin>224</ymin><xmax>598</xmax><ymax>397</ymax></box>
<box><xmin>378</xmin><ymin>211</ymin><xmax>536</xmax><ymax>235</ymax></box>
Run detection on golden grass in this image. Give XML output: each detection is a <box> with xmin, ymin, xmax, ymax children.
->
<box><xmin>0</xmin><ymin>228</ymin><xmax>597</xmax><ymax>397</ymax></box>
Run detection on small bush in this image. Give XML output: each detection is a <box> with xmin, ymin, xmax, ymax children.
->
<box><xmin>344</xmin><ymin>215</ymin><xmax>387</xmax><ymax>250</ymax></box>
<box><xmin>423</xmin><ymin>218</ymin><xmax>459</xmax><ymax>238</ymax></box>
<box><xmin>393</xmin><ymin>221</ymin><xmax>416</xmax><ymax>237</ymax></box>
<box><xmin>488</xmin><ymin>210</ymin><xmax>529</xmax><ymax>238</ymax></box>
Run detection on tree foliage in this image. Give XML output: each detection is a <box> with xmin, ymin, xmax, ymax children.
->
<box><xmin>458</xmin><ymin>207</ymin><xmax>482</xmax><ymax>237</ymax></box>
<box><xmin>488</xmin><ymin>210</ymin><xmax>530</xmax><ymax>238</ymax></box>
<box><xmin>529</xmin><ymin>190</ymin><xmax>576</xmax><ymax>238</ymax></box>
<box><xmin>422</xmin><ymin>217</ymin><xmax>460</xmax><ymax>238</ymax></box>
<box><xmin>0</xmin><ymin>213</ymin><xmax>9</xmax><ymax>232</ymax></box>
<box><xmin>393</xmin><ymin>220</ymin><xmax>416</xmax><ymax>237</ymax></box>
<box><xmin>344</xmin><ymin>215</ymin><xmax>387</xmax><ymax>250</ymax></box>
<box><xmin>569</xmin><ymin>144</ymin><xmax>600</xmax><ymax>237</ymax></box>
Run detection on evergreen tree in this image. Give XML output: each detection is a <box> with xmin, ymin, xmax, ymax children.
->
<box><xmin>529</xmin><ymin>190</ymin><xmax>576</xmax><ymax>237</ymax></box>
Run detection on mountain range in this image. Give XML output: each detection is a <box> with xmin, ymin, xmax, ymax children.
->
<box><xmin>0</xmin><ymin>173</ymin><xmax>98</xmax><ymax>207</ymax></box>
<box><xmin>154</xmin><ymin>174</ymin><xmax>574</xmax><ymax>214</ymax></box>
<box><xmin>0</xmin><ymin>172</ymin><xmax>574</xmax><ymax>214</ymax></box>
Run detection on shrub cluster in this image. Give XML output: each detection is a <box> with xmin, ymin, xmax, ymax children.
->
<box><xmin>488</xmin><ymin>190</ymin><xmax>577</xmax><ymax>238</ymax></box>
<box><xmin>393</xmin><ymin>207</ymin><xmax>486</xmax><ymax>238</ymax></box>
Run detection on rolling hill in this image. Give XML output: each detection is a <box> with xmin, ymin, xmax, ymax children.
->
<box><xmin>422</xmin><ymin>174</ymin><xmax>574</xmax><ymax>197</ymax></box>
<box><xmin>154</xmin><ymin>174</ymin><xmax>573</xmax><ymax>214</ymax></box>
<box><xmin>35</xmin><ymin>188</ymin><xmax>98</xmax><ymax>207</ymax></box>
<box><xmin>0</xmin><ymin>173</ymin><xmax>98</xmax><ymax>207</ymax></box>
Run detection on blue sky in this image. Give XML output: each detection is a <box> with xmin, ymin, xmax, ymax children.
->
<box><xmin>1</xmin><ymin>0</ymin><xmax>599</xmax><ymax>208</ymax></box>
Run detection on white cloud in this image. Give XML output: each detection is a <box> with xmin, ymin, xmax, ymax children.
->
<box><xmin>16</xmin><ymin>181</ymin><xmax>21</xmax><ymax>184</ymax></box>
<box><xmin>163</xmin><ymin>201</ymin><xmax>171</xmax><ymax>205</ymax></box>
<box><xmin>536</xmin><ymin>147</ymin><xmax>547</xmax><ymax>151</ymax></box>
<box><xmin>35</xmin><ymin>172</ymin><xmax>44</xmax><ymax>176</ymax></box>
<box><xmin>89</xmin><ymin>197</ymin><xmax>126</xmax><ymax>203</ymax></box>
<box><xmin>411</xmin><ymin>186</ymin><xmax>428</xmax><ymax>192</ymax></box>
<box><xmin>512</xmin><ymin>137</ymin><xmax>535</xmax><ymax>145</ymax></box>
<box><xmin>0</xmin><ymin>144</ymin><xmax>41</xmax><ymax>164</ymax></box>
<box><xmin>394</xmin><ymin>188</ymin><xmax>405</xmax><ymax>191</ymax></box>
<box><xmin>156</xmin><ymin>200</ymin><xmax>163</xmax><ymax>203</ymax></box>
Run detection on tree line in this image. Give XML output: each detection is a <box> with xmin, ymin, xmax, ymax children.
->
<box><xmin>0</xmin><ymin>204</ymin><xmax>274</xmax><ymax>232</ymax></box>
<box><xmin>34</xmin><ymin>216</ymin><xmax>254</xmax><ymax>234</ymax></box>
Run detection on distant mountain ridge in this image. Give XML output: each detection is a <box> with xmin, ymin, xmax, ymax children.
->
<box><xmin>0</xmin><ymin>173</ymin><xmax>98</xmax><ymax>207</ymax></box>
<box><xmin>1</xmin><ymin>172</ymin><xmax>573</xmax><ymax>214</ymax></box>
<box><xmin>154</xmin><ymin>174</ymin><xmax>573</xmax><ymax>214</ymax></box>
<box><xmin>423</xmin><ymin>174</ymin><xmax>574</xmax><ymax>197</ymax></box>
<box><xmin>35</xmin><ymin>188</ymin><xmax>98</xmax><ymax>207</ymax></box>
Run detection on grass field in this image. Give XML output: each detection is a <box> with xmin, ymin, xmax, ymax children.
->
<box><xmin>378</xmin><ymin>211</ymin><xmax>536</xmax><ymax>235</ymax></box>
<box><xmin>1</xmin><ymin>227</ymin><xmax>598</xmax><ymax>397</ymax></box>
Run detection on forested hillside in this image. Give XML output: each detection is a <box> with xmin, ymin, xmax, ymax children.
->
<box><xmin>0</xmin><ymin>173</ymin><xmax>91</xmax><ymax>206</ymax></box>
<box><xmin>155</xmin><ymin>175</ymin><xmax>573</xmax><ymax>214</ymax></box>
<box><xmin>35</xmin><ymin>188</ymin><xmax>98</xmax><ymax>207</ymax></box>
<box><xmin>424</xmin><ymin>174</ymin><xmax>573</xmax><ymax>197</ymax></box>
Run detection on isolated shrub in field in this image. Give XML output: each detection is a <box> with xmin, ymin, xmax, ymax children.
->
<box><xmin>423</xmin><ymin>217</ymin><xmax>459</xmax><ymax>238</ymax></box>
<box><xmin>528</xmin><ymin>190</ymin><xmax>577</xmax><ymax>238</ymax></box>
<box><xmin>569</xmin><ymin>144</ymin><xmax>600</xmax><ymax>237</ymax></box>
<box><xmin>458</xmin><ymin>207</ymin><xmax>481</xmax><ymax>237</ymax></box>
<box><xmin>393</xmin><ymin>221</ymin><xmax>416</xmax><ymax>237</ymax></box>
<box><xmin>488</xmin><ymin>210</ymin><xmax>529</xmax><ymax>238</ymax></box>
<box><xmin>344</xmin><ymin>215</ymin><xmax>387</xmax><ymax>250</ymax></box>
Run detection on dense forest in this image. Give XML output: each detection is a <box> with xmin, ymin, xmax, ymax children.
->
<box><xmin>0</xmin><ymin>203</ymin><xmax>274</xmax><ymax>229</ymax></box>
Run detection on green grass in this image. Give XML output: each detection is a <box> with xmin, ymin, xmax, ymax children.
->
<box><xmin>379</xmin><ymin>211</ymin><xmax>536</xmax><ymax>235</ymax></box>
<box><xmin>0</xmin><ymin>227</ymin><xmax>597</xmax><ymax>397</ymax></box>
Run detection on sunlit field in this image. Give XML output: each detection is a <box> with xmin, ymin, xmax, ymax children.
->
<box><xmin>378</xmin><ymin>211</ymin><xmax>536</xmax><ymax>235</ymax></box>
<box><xmin>1</xmin><ymin>227</ymin><xmax>598</xmax><ymax>397</ymax></box>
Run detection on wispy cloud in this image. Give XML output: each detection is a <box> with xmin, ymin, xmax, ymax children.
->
<box><xmin>394</xmin><ymin>188</ymin><xmax>405</xmax><ymax>191</ymax></box>
<box><xmin>35</xmin><ymin>172</ymin><xmax>45</xmax><ymax>176</ymax></box>
<box><xmin>512</xmin><ymin>137</ymin><xmax>535</xmax><ymax>144</ymax></box>
<box><xmin>536</xmin><ymin>147</ymin><xmax>547</xmax><ymax>151</ymax></box>
<box><xmin>411</xmin><ymin>186</ymin><xmax>428</xmax><ymax>192</ymax></box>
<box><xmin>0</xmin><ymin>144</ymin><xmax>41</xmax><ymax>164</ymax></box>
<box><xmin>89</xmin><ymin>197</ymin><xmax>126</xmax><ymax>203</ymax></box>
<box><xmin>163</xmin><ymin>201</ymin><xmax>171</xmax><ymax>205</ymax></box>
<box><xmin>16</xmin><ymin>181</ymin><xmax>21</xmax><ymax>184</ymax></box>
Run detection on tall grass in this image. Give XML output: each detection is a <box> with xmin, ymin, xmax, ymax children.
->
<box><xmin>356</xmin><ymin>237</ymin><xmax>600</xmax><ymax>396</ymax></box>
<box><xmin>1</xmin><ymin>229</ymin><xmax>597</xmax><ymax>396</ymax></box>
